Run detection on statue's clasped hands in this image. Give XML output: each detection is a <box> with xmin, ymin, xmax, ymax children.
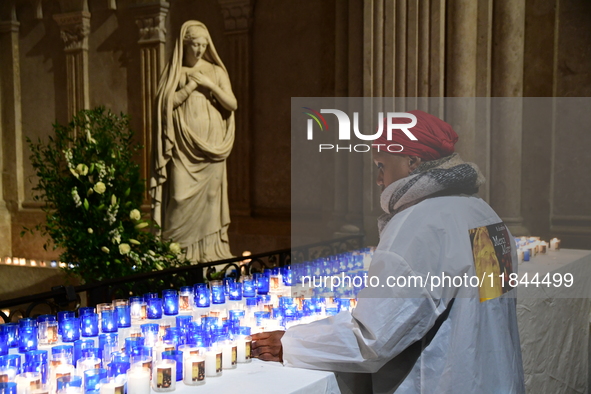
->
<box><xmin>188</xmin><ymin>71</ymin><xmax>214</xmax><ymax>90</ymax></box>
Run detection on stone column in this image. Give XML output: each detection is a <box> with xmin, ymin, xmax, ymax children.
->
<box><xmin>53</xmin><ymin>8</ymin><xmax>91</xmax><ymax>120</ymax></box>
<box><xmin>131</xmin><ymin>1</ymin><xmax>169</xmax><ymax>204</ymax></box>
<box><xmin>0</xmin><ymin>3</ymin><xmax>23</xmax><ymax>257</ymax></box>
<box><xmin>218</xmin><ymin>0</ymin><xmax>253</xmax><ymax>216</ymax></box>
<box><xmin>490</xmin><ymin>0</ymin><xmax>527</xmax><ymax>235</ymax></box>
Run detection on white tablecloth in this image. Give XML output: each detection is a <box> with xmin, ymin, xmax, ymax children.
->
<box><xmin>517</xmin><ymin>249</ymin><xmax>591</xmax><ymax>394</ymax></box>
<box><xmin>159</xmin><ymin>359</ymin><xmax>340</xmax><ymax>394</ymax></box>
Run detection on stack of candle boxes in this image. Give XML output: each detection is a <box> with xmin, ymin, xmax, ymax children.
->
<box><xmin>514</xmin><ymin>236</ymin><xmax>561</xmax><ymax>263</ymax></box>
<box><xmin>0</xmin><ymin>248</ymin><xmax>374</xmax><ymax>394</ymax></box>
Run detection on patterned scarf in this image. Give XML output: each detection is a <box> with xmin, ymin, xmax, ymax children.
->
<box><xmin>378</xmin><ymin>153</ymin><xmax>486</xmax><ymax>234</ymax></box>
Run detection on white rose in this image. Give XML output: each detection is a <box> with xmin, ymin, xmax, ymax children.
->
<box><xmin>87</xmin><ymin>228</ymin><xmax>93</xmax><ymax>234</ymax></box>
<box><xmin>101</xmin><ymin>246</ymin><xmax>110</xmax><ymax>253</ymax></box>
<box><xmin>129</xmin><ymin>209</ymin><xmax>141</xmax><ymax>221</ymax></box>
<box><xmin>119</xmin><ymin>243</ymin><xmax>131</xmax><ymax>255</ymax></box>
<box><xmin>70</xmin><ymin>168</ymin><xmax>79</xmax><ymax>178</ymax></box>
<box><xmin>169</xmin><ymin>242</ymin><xmax>181</xmax><ymax>255</ymax></box>
<box><xmin>93</xmin><ymin>182</ymin><xmax>106</xmax><ymax>194</ymax></box>
<box><xmin>75</xmin><ymin>163</ymin><xmax>88</xmax><ymax>176</ymax></box>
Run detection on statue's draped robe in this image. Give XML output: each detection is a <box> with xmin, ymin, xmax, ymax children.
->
<box><xmin>151</xmin><ymin>21</ymin><xmax>235</xmax><ymax>262</ymax></box>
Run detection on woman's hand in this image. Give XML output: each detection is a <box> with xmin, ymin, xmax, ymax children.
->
<box><xmin>188</xmin><ymin>71</ymin><xmax>214</xmax><ymax>90</ymax></box>
<box><xmin>252</xmin><ymin>331</ymin><xmax>285</xmax><ymax>362</ymax></box>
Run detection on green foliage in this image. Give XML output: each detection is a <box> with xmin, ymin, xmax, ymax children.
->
<box><xmin>27</xmin><ymin>107</ymin><xmax>190</xmax><ymax>285</ymax></box>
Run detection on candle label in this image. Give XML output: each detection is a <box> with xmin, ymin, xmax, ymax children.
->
<box><xmin>165</xmin><ymin>346</ymin><xmax>175</xmax><ymax>352</ymax></box>
<box><xmin>263</xmin><ymin>305</ymin><xmax>272</xmax><ymax>313</ymax></box>
<box><xmin>190</xmin><ymin>350</ymin><xmax>200</xmax><ymax>356</ymax></box>
<box><xmin>46</xmin><ymin>326</ymin><xmax>58</xmax><ymax>344</ymax></box>
<box><xmin>270</xmin><ymin>277</ymin><xmax>279</xmax><ymax>291</ymax></box>
<box><xmin>231</xmin><ymin>346</ymin><xmax>237</xmax><ymax>365</ymax></box>
<box><xmin>30</xmin><ymin>379</ymin><xmax>41</xmax><ymax>389</ymax></box>
<box><xmin>216</xmin><ymin>353</ymin><xmax>222</xmax><ymax>373</ymax></box>
<box><xmin>140</xmin><ymin>305</ymin><xmax>147</xmax><ymax>319</ymax></box>
<box><xmin>245</xmin><ymin>340</ymin><xmax>252</xmax><ymax>360</ymax></box>
<box><xmin>191</xmin><ymin>361</ymin><xmax>205</xmax><ymax>382</ymax></box>
<box><xmin>50</xmin><ymin>359</ymin><xmax>63</xmax><ymax>368</ymax></box>
<box><xmin>114</xmin><ymin>384</ymin><xmax>124</xmax><ymax>394</ymax></box>
<box><xmin>0</xmin><ymin>374</ymin><xmax>8</xmax><ymax>383</ymax></box>
<box><xmin>156</xmin><ymin>367</ymin><xmax>172</xmax><ymax>388</ymax></box>
<box><xmin>130</xmin><ymin>332</ymin><xmax>142</xmax><ymax>338</ymax></box>
<box><xmin>159</xmin><ymin>325</ymin><xmax>170</xmax><ymax>338</ymax></box>
<box><xmin>179</xmin><ymin>296</ymin><xmax>190</xmax><ymax>310</ymax></box>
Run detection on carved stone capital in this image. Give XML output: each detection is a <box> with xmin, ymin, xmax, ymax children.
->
<box><xmin>218</xmin><ymin>0</ymin><xmax>252</xmax><ymax>32</ymax></box>
<box><xmin>131</xmin><ymin>2</ymin><xmax>169</xmax><ymax>45</ymax></box>
<box><xmin>53</xmin><ymin>11</ymin><xmax>91</xmax><ymax>51</ymax></box>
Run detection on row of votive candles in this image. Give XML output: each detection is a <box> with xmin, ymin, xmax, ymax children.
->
<box><xmin>0</xmin><ymin>294</ymin><xmax>356</xmax><ymax>393</ymax></box>
<box><xmin>0</xmin><ymin>258</ymin><xmax>62</xmax><ymax>269</ymax></box>
<box><xmin>515</xmin><ymin>237</ymin><xmax>561</xmax><ymax>263</ymax></box>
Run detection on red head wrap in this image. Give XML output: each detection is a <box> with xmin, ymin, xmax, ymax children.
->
<box><xmin>373</xmin><ymin>110</ymin><xmax>459</xmax><ymax>161</ymax></box>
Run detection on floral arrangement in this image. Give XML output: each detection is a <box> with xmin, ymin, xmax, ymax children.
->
<box><xmin>26</xmin><ymin>107</ymin><xmax>190</xmax><ymax>285</ymax></box>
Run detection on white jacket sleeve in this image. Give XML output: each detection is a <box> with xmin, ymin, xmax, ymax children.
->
<box><xmin>282</xmin><ymin>250</ymin><xmax>451</xmax><ymax>373</ymax></box>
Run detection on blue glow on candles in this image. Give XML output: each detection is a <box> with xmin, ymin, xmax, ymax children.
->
<box><xmin>83</xmin><ymin>368</ymin><xmax>107</xmax><ymax>391</ymax></box>
<box><xmin>162</xmin><ymin>289</ymin><xmax>179</xmax><ymax>316</ymax></box>
<box><xmin>0</xmin><ymin>334</ymin><xmax>7</xmax><ymax>356</ymax></box>
<box><xmin>146</xmin><ymin>298</ymin><xmax>163</xmax><ymax>320</ymax></box>
<box><xmin>0</xmin><ymin>324</ymin><xmax>18</xmax><ymax>348</ymax></box>
<box><xmin>209</xmin><ymin>280</ymin><xmax>225</xmax><ymax>304</ymax></box>
<box><xmin>81</xmin><ymin>313</ymin><xmax>99</xmax><ymax>337</ymax></box>
<box><xmin>18</xmin><ymin>327</ymin><xmax>38</xmax><ymax>353</ymax></box>
<box><xmin>228</xmin><ymin>281</ymin><xmax>242</xmax><ymax>301</ymax></box>
<box><xmin>0</xmin><ymin>354</ymin><xmax>20</xmax><ymax>374</ymax></box>
<box><xmin>242</xmin><ymin>277</ymin><xmax>256</xmax><ymax>298</ymax></box>
<box><xmin>61</xmin><ymin>318</ymin><xmax>80</xmax><ymax>343</ymax></box>
<box><xmin>253</xmin><ymin>272</ymin><xmax>270</xmax><ymax>295</ymax></box>
<box><xmin>193</xmin><ymin>283</ymin><xmax>210</xmax><ymax>308</ymax></box>
<box><xmin>115</xmin><ymin>305</ymin><xmax>131</xmax><ymax>328</ymax></box>
<box><xmin>101</xmin><ymin>310</ymin><xmax>118</xmax><ymax>333</ymax></box>
<box><xmin>282</xmin><ymin>265</ymin><xmax>292</xmax><ymax>286</ymax></box>
<box><xmin>0</xmin><ymin>382</ymin><xmax>17</xmax><ymax>394</ymax></box>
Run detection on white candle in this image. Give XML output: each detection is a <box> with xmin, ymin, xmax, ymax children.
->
<box><xmin>539</xmin><ymin>241</ymin><xmax>548</xmax><ymax>254</ymax></box>
<box><xmin>76</xmin><ymin>357</ymin><xmax>101</xmax><ymax>374</ymax></box>
<box><xmin>126</xmin><ymin>367</ymin><xmax>151</xmax><ymax>394</ymax></box>
<box><xmin>221</xmin><ymin>341</ymin><xmax>237</xmax><ymax>369</ymax></box>
<box><xmin>0</xmin><ymin>367</ymin><xmax>18</xmax><ymax>383</ymax></box>
<box><xmin>50</xmin><ymin>363</ymin><xmax>76</xmax><ymax>391</ymax></box>
<box><xmin>99</xmin><ymin>378</ymin><xmax>125</xmax><ymax>394</ymax></box>
<box><xmin>204</xmin><ymin>348</ymin><xmax>222</xmax><ymax>377</ymax></box>
<box><xmin>15</xmin><ymin>372</ymin><xmax>41</xmax><ymax>394</ymax></box>
<box><xmin>236</xmin><ymin>337</ymin><xmax>252</xmax><ymax>363</ymax></box>
<box><xmin>550</xmin><ymin>238</ymin><xmax>561</xmax><ymax>251</ymax></box>
<box><xmin>151</xmin><ymin>359</ymin><xmax>176</xmax><ymax>392</ymax></box>
<box><xmin>183</xmin><ymin>356</ymin><xmax>206</xmax><ymax>386</ymax></box>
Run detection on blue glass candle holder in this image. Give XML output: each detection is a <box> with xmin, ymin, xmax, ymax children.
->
<box><xmin>80</xmin><ymin>313</ymin><xmax>99</xmax><ymax>337</ymax></box>
<box><xmin>282</xmin><ymin>265</ymin><xmax>292</xmax><ymax>286</ymax></box>
<box><xmin>325</xmin><ymin>307</ymin><xmax>339</xmax><ymax>316</ymax></box>
<box><xmin>129</xmin><ymin>345</ymin><xmax>152</xmax><ymax>360</ymax></box>
<box><xmin>51</xmin><ymin>345</ymin><xmax>73</xmax><ymax>364</ymax></box>
<box><xmin>115</xmin><ymin>305</ymin><xmax>131</xmax><ymax>328</ymax></box>
<box><xmin>78</xmin><ymin>307</ymin><xmax>95</xmax><ymax>317</ymax></box>
<box><xmin>143</xmin><ymin>292</ymin><xmax>159</xmax><ymax>302</ymax></box>
<box><xmin>222</xmin><ymin>277</ymin><xmax>234</xmax><ymax>297</ymax></box>
<box><xmin>228</xmin><ymin>282</ymin><xmax>243</xmax><ymax>301</ymax></box>
<box><xmin>253</xmin><ymin>272</ymin><xmax>270</xmax><ymax>295</ymax></box>
<box><xmin>0</xmin><ymin>334</ymin><xmax>7</xmax><ymax>356</ymax></box>
<box><xmin>161</xmin><ymin>350</ymin><xmax>183</xmax><ymax>382</ymax></box>
<box><xmin>0</xmin><ymin>324</ymin><xmax>18</xmax><ymax>348</ymax></box>
<box><xmin>146</xmin><ymin>298</ymin><xmax>163</xmax><ymax>320</ymax></box>
<box><xmin>81</xmin><ymin>347</ymin><xmax>101</xmax><ymax>359</ymax></box>
<box><xmin>73</xmin><ymin>339</ymin><xmax>95</xmax><ymax>366</ymax></box>
<box><xmin>175</xmin><ymin>315</ymin><xmax>192</xmax><ymax>333</ymax></box>
<box><xmin>56</xmin><ymin>311</ymin><xmax>76</xmax><ymax>337</ymax></box>
<box><xmin>18</xmin><ymin>327</ymin><xmax>38</xmax><ymax>353</ymax></box>
<box><xmin>56</xmin><ymin>375</ymin><xmax>82</xmax><ymax>391</ymax></box>
<box><xmin>210</xmin><ymin>280</ymin><xmax>225</xmax><ymax>304</ymax></box>
<box><xmin>101</xmin><ymin>310</ymin><xmax>118</xmax><ymax>333</ymax></box>
<box><xmin>162</xmin><ymin>290</ymin><xmax>179</xmax><ymax>316</ymax></box>
<box><xmin>193</xmin><ymin>283</ymin><xmax>210</xmax><ymax>308</ymax></box>
<box><xmin>0</xmin><ymin>382</ymin><xmax>17</xmax><ymax>394</ymax></box>
<box><xmin>84</xmin><ymin>368</ymin><xmax>107</xmax><ymax>391</ymax></box>
<box><xmin>140</xmin><ymin>324</ymin><xmax>159</xmax><ymax>347</ymax></box>
<box><xmin>163</xmin><ymin>328</ymin><xmax>184</xmax><ymax>348</ymax></box>
<box><xmin>129</xmin><ymin>297</ymin><xmax>146</xmax><ymax>321</ymax></box>
<box><xmin>61</xmin><ymin>318</ymin><xmax>80</xmax><ymax>343</ymax></box>
<box><xmin>0</xmin><ymin>354</ymin><xmax>20</xmax><ymax>372</ymax></box>
<box><xmin>107</xmin><ymin>353</ymin><xmax>130</xmax><ymax>378</ymax></box>
<box><xmin>22</xmin><ymin>362</ymin><xmax>48</xmax><ymax>385</ymax></box>
<box><xmin>253</xmin><ymin>311</ymin><xmax>270</xmax><ymax>326</ymax></box>
<box><xmin>242</xmin><ymin>277</ymin><xmax>256</xmax><ymax>298</ymax></box>
<box><xmin>229</xmin><ymin>310</ymin><xmax>245</xmax><ymax>322</ymax></box>
<box><xmin>125</xmin><ymin>337</ymin><xmax>144</xmax><ymax>355</ymax></box>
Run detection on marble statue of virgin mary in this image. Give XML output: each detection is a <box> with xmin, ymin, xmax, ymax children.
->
<box><xmin>151</xmin><ymin>20</ymin><xmax>236</xmax><ymax>262</ymax></box>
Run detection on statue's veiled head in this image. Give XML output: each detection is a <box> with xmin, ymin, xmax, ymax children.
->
<box><xmin>183</xmin><ymin>25</ymin><xmax>209</xmax><ymax>64</ymax></box>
